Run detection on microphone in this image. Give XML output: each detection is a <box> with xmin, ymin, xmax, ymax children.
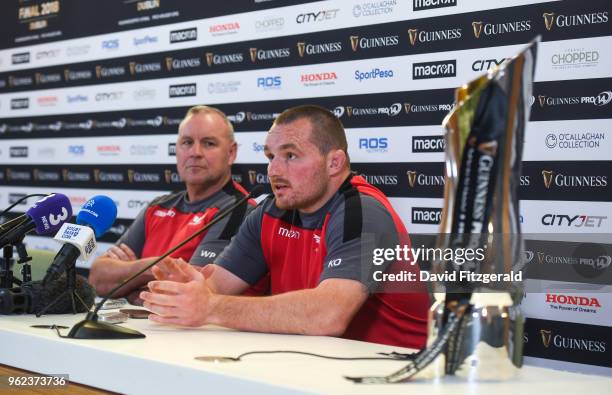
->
<box><xmin>0</xmin><ymin>193</ymin><xmax>73</xmax><ymax>248</ymax></box>
<box><xmin>67</xmin><ymin>185</ymin><xmax>264</xmax><ymax>339</ymax></box>
<box><xmin>43</xmin><ymin>196</ymin><xmax>117</xmax><ymax>286</ymax></box>
<box><xmin>0</xmin><ymin>274</ymin><xmax>95</xmax><ymax>315</ymax></box>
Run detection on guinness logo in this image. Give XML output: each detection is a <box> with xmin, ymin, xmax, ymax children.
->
<box><xmin>93</xmin><ymin>169</ymin><xmax>101</xmax><ymax>183</ymax></box>
<box><xmin>346</xmin><ymin>106</ymin><xmax>354</xmax><ymax>117</ymax></box>
<box><xmin>472</xmin><ymin>21</ymin><xmax>483</xmax><ymax>38</ymax></box>
<box><xmin>128</xmin><ymin>169</ymin><xmax>135</xmax><ymax>183</ymax></box>
<box><xmin>297</xmin><ymin>42</ymin><xmax>306</xmax><ymax>58</ymax></box>
<box><xmin>408</xmin><ymin>29</ymin><xmax>418</xmax><ymax>46</ymax></box>
<box><xmin>542</xmin><ymin>170</ymin><xmax>554</xmax><ymax>189</ymax></box>
<box><xmin>129</xmin><ymin>62</ymin><xmax>136</xmax><ymax>75</ymax></box>
<box><xmin>350</xmin><ymin>35</ymin><xmax>359</xmax><ymax>51</ymax></box>
<box><xmin>95</xmin><ymin>66</ymin><xmax>102</xmax><ymax>79</ymax></box>
<box><xmin>543</xmin><ymin>12</ymin><xmax>555</xmax><ymax>31</ymax></box>
<box><xmin>62</xmin><ymin>169</ymin><xmax>69</xmax><ymax>182</ymax></box>
<box><xmin>538</xmin><ymin>95</ymin><xmax>546</xmax><ymax>108</ymax></box>
<box><xmin>404</xmin><ymin>102</ymin><xmax>411</xmax><ymax>114</ymax></box>
<box><xmin>248</xmin><ymin>170</ymin><xmax>257</xmax><ymax>185</ymax></box>
<box><xmin>64</xmin><ymin>69</ymin><xmax>70</xmax><ymax>81</ymax></box>
<box><xmin>165</xmin><ymin>57</ymin><xmax>173</xmax><ymax>71</ymax></box>
<box><xmin>537</xmin><ymin>251</ymin><xmax>545</xmax><ymax>264</ymax></box>
<box><xmin>540</xmin><ymin>329</ymin><xmax>553</xmax><ymax>348</ymax></box>
<box><xmin>407</xmin><ymin>171</ymin><xmax>417</xmax><ymax>188</ymax></box>
<box><xmin>249</xmin><ymin>48</ymin><xmax>257</xmax><ymax>63</ymax></box>
<box><xmin>205</xmin><ymin>52</ymin><xmax>213</xmax><ymax>67</ymax></box>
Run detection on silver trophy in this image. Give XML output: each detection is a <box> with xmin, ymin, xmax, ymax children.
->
<box><xmin>347</xmin><ymin>37</ymin><xmax>539</xmax><ymax>383</ymax></box>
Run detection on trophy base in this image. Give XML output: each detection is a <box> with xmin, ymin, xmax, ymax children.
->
<box><xmin>414</xmin><ymin>297</ymin><xmax>524</xmax><ymax>382</ymax></box>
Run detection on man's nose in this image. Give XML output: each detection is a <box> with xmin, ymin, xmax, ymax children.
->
<box><xmin>190</xmin><ymin>143</ymin><xmax>204</xmax><ymax>156</ymax></box>
<box><xmin>267</xmin><ymin>157</ymin><xmax>281</xmax><ymax>178</ymax></box>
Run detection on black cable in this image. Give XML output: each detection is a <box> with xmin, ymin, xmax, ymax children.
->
<box><xmin>230</xmin><ymin>350</ymin><xmax>417</xmax><ymax>361</ymax></box>
<box><xmin>0</xmin><ymin>193</ymin><xmax>49</xmax><ymax>217</ymax></box>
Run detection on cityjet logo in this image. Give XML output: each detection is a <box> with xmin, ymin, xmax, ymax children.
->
<box><xmin>543</xmin><ymin>11</ymin><xmax>608</xmax><ymax>31</ymax></box>
<box><xmin>95</xmin><ymin>91</ymin><xmax>123</xmax><ymax>102</ymax></box>
<box><xmin>300</xmin><ymin>72</ymin><xmax>337</xmax><ymax>87</ymax></box>
<box><xmin>129</xmin><ymin>61</ymin><xmax>162</xmax><ymax>75</ymax></box>
<box><xmin>541</xmin><ymin>170</ymin><xmax>608</xmax><ymax>189</ymax></box>
<box><xmin>249</xmin><ymin>47</ymin><xmax>291</xmax><ymax>62</ymax></box>
<box><xmin>349</xmin><ymin>35</ymin><xmax>399</xmax><ymax>51</ymax></box>
<box><xmin>169</xmin><ymin>83</ymin><xmax>197</xmax><ymax>97</ymax></box>
<box><xmin>406</xmin><ymin>171</ymin><xmax>445</xmax><ymax>187</ymax></box>
<box><xmin>407</xmin><ymin>28</ymin><xmax>462</xmax><ymax>46</ymax></box>
<box><xmin>208</xmin><ymin>22</ymin><xmax>240</xmax><ymax>36</ymax></box>
<box><xmin>95</xmin><ymin>66</ymin><xmax>126</xmax><ymax>79</ymax></box>
<box><xmin>472</xmin><ymin>58</ymin><xmax>506</xmax><ymax>72</ymax></box>
<box><xmin>472</xmin><ymin>20</ymin><xmax>532</xmax><ymax>38</ymax></box>
<box><xmin>541</xmin><ymin>214</ymin><xmax>607</xmax><ymax>228</ymax></box>
<box><xmin>297</xmin><ymin>41</ymin><xmax>342</xmax><ymax>57</ymax></box>
<box><xmin>537</xmin><ymin>91</ymin><xmax>612</xmax><ymax>107</ymax></box>
<box><xmin>296</xmin><ymin>9</ymin><xmax>339</xmax><ymax>24</ymax></box>
<box><xmin>170</xmin><ymin>27</ymin><xmax>197</xmax><ymax>43</ymax></box>
<box><xmin>413</xmin><ymin>0</ymin><xmax>456</xmax><ymax>12</ymax></box>
<box><xmin>205</xmin><ymin>52</ymin><xmax>243</xmax><ymax>67</ymax></box>
<box><xmin>413</xmin><ymin>60</ymin><xmax>456</xmax><ymax>79</ymax></box>
<box><xmin>165</xmin><ymin>56</ymin><xmax>201</xmax><ymax>71</ymax></box>
<box><xmin>539</xmin><ymin>330</ymin><xmax>606</xmax><ymax>352</ymax></box>
<box><xmin>412</xmin><ymin>207</ymin><xmax>442</xmax><ymax>225</ymax></box>
<box><xmin>335</xmin><ymin>103</ymin><xmax>402</xmax><ymax>118</ymax></box>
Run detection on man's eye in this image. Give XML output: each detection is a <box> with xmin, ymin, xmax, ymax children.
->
<box><xmin>287</xmin><ymin>153</ymin><xmax>296</xmax><ymax>160</ymax></box>
<box><xmin>182</xmin><ymin>140</ymin><xmax>192</xmax><ymax>146</ymax></box>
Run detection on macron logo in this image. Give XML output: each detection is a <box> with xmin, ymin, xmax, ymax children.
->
<box><xmin>278</xmin><ymin>227</ymin><xmax>300</xmax><ymax>239</ymax></box>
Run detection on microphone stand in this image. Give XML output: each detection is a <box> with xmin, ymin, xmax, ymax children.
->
<box><xmin>36</xmin><ymin>264</ymin><xmax>90</xmax><ymax>317</ymax></box>
<box><xmin>66</xmin><ymin>186</ymin><xmax>261</xmax><ymax>339</ymax></box>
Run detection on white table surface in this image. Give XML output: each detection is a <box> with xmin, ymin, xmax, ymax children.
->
<box><xmin>0</xmin><ymin>312</ymin><xmax>610</xmax><ymax>395</ymax></box>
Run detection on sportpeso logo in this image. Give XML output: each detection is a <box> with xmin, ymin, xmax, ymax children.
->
<box><xmin>169</xmin><ymin>83</ymin><xmax>197</xmax><ymax>98</ymax></box>
<box><xmin>170</xmin><ymin>27</ymin><xmax>197</xmax><ymax>43</ymax></box>
<box><xmin>413</xmin><ymin>0</ymin><xmax>456</xmax><ymax>11</ymax></box>
<box><xmin>413</xmin><ymin>60</ymin><xmax>456</xmax><ymax>79</ymax></box>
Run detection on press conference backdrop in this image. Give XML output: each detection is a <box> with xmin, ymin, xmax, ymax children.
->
<box><xmin>0</xmin><ymin>0</ymin><xmax>610</xmax><ymax>375</ymax></box>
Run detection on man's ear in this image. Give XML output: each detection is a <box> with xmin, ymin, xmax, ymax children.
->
<box><xmin>228</xmin><ymin>141</ymin><xmax>238</xmax><ymax>165</ymax></box>
<box><xmin>327</xmin><ymin>149</ymin><xmax>347</xmax><ymax>176</ymax></box>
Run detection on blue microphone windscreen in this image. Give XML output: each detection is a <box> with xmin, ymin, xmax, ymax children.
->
<box><xmin>76</xmin><ymin>195</ymin><xmax>117</xmax><ymax>238</ymax></box>
<box><xmin>27</xmin><ymin>193</ymin><xmax>73</xmax><ymax>235</ymax></box>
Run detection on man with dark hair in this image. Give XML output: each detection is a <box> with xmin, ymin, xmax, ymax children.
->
<box><xmin>141</xmin><ymin>105</ymin><xmax>429</xmax><ymax>348</ymax></box>
<box><xmin>89</xmin><ymin>106</ymin><xmax>255</xmax><ymax>303</ymax></box>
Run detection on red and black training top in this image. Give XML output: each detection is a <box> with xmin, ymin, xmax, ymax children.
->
<box><xmin>216</xmin><ymin>174</ymin><xmax>430</xmax><ymax>349</ymax></box>
<box><xmin>119</xmin><ymin>180</ymin><xmax>254</xmax><ymax>265</ymax></box>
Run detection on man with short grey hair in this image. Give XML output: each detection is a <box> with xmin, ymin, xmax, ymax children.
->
<box><xmin>89</xmin><ymin>105</ymin><xmax>256</xmax><ymax>303</ymax></box>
